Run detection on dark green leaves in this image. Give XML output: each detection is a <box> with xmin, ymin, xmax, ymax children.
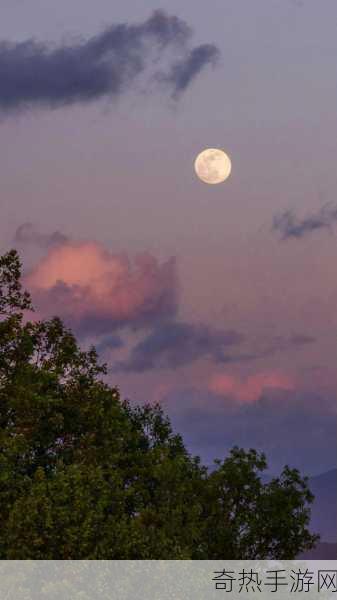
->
<box><xmin>0</xmin><ymin>250</ymin><xmax>318</xmax><ymax>558</ymax></box>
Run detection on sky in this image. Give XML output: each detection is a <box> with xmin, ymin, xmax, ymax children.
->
<box><xmin>1</xmin><ymin>0</ymin><xmax>337</xmax><ymax>475</ymax></box>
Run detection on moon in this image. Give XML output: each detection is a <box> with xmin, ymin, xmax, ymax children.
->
<box><xmin>194</xmin><ymin>148</ymin><xmax>232</xmax><ymax>185</ymax></box>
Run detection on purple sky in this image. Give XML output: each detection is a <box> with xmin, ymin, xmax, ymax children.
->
<box><xmin>1</xmin><ymin>0</ymin><xmax>337</xmax><ymax>474</ymax></box>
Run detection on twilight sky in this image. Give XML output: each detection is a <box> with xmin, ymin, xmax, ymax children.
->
<box><xmin>1</xmin><ymin>0</ymin><xmax>337</xmax><ymax>475</ymax></box>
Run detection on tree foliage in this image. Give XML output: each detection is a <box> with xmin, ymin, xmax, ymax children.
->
<box><xmin>0</xmin><ymin>250</ymin><xmax>318</xmax><ymax>558</ymax></box>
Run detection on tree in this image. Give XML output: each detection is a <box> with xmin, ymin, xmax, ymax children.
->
<box><xmin>0</xmin><ymin>250</ymin><xmax>319</xmax><ymax>558</ymax></box>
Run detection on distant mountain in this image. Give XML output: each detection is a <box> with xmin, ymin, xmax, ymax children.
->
<box><xmin>309</xmin><ymin>469</ymin><xmax>337</xmax><ymax>543</ymax></box>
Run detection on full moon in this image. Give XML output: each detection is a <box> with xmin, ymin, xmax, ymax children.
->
<box><xmin>194</xmin><ymin>148</ymin><xmax>232</xmax><ymax>185</ymax></box>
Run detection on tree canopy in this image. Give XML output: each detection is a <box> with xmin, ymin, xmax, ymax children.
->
<box><xmin>0</xmin><ymin>250</ymin><xmax>318</xmax><ymax>558</ymax></box>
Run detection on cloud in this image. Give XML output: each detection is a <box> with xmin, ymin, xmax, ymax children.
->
<box><xmin>159</xmin><ymin>44</ymin><xmax>220</xmax><ymax>97</ymax></box>
<box><xmin>162</xmin><ymin>386</ymin><xmax>337</xmax><ymax>474</ymax></box>
<box><xmin>208</xmin><ymin>371</ymin><xmax>294</xmax><ymax>403</ymax></box>
<box><xmin>289</xmin><ymin>334</ymin><xmax>316</xmax><ymax>346</ymax></box>
<box><xmin>25</xmin><ymin>241</ymin><xmax>178</xmax><ymax>334</ymax></box>
<box><xmin>273</xmin><ymin>204</ymin><xmax>337</xmax><ymax>240</ymax></box>
<box><xmin>0</xmin><ymin>10</ymin><xmax>220</xmax><ymax>113</ymax></box>
<box><xmin>95</xmin><ymin>334</ymin><xmax>124</xmax><ymax>354</ymax></box>
<box><xmin>114</xmin><ymin>321</ymin><xmax>243</xmax><ymax>372</ymax></box>
<box><xmin>113</xmin><ymin>323</ymin><xmax>316</xmax><ymax>374</ymax></box>
<box><xmin>262</xmin><ymin>333</ymin><xmax>316</xmax><ymax>356</ymax></box>
<box><xmin>14</xmin><ymin>222</ymin><xmax>68</xmax><ymax>248</ymax></box>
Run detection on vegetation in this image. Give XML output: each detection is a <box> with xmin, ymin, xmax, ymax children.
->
<box><xmin>0</xmin><ymin>250</ymin><xmax>318</xmax><ymax>558</ymax></box>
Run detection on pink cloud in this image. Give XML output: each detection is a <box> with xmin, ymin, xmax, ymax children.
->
<box><xmin>209</xmin><ymin>371</ymin><xmax>295</xmax><ymax>403</ymax></box>
<box><xmin>25</xmin><ymin>241</ymin><xmax>178</xmax><ymax>333</ymax></box>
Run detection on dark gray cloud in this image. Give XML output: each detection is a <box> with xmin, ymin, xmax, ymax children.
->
<box><xmin>113</xmin><ymin>321</ymin><xmax>317</xmax><ymax>373</ymax></box>
<box><xmin>159</xmin><ymin>44</ymin><xmax>220</xmax><ymax>97</ymax></box>
<box><xmin>273</xmin><ymin>204</ymin><xmax>337</xmax><ymax>240</ymax></box>
<box><xmin>114</xmin><ymin>321</ymin><xmax>243</xmax><ymax>372</ymax></box>
<box><xmin>95</xmin><ymin>334</ymin><xmax>124</xmax><ymax>354</ymax></box>
<box><xmin>0</xmin><ymin>11</ymin><xmax>220</xmax><ymax>112</ymax></box>
<box><xmin>265</xmin><ymin>333</ymin><xmax>316</xmax><ymax>355</ymax></box>
<box><xmin>14</xmin><ymin>222</ymin><xmax>68</xmax><ymax>248</ymax></box>
<box><xmin>289</xmin><ymin>334</ymin><xmax>316</xmax><ymax>346</ymax></box>
<box><xmin>163</xmin><ymin>387</ymin><xmax>337</xmax><ymax>475</ymax></box>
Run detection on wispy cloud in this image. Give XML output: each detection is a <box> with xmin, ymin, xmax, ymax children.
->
<box><xmin>0</xmin><ymin>10</ymin><xmax>219</xmax><ymax>113</ymax></box>
<box><xmin>272</xmin><ymin>204</ymin><xmax>337</xmax><ymax>240</ymax></box>
<box><xmin>159</xmin><ymin>44</ymin><xmax>219</xmax><ymax>98</ymax></box>
<box><xmin>208</xmin><ymin>371</ymin><xmax>294</xmax><ymax>403</ymax></box>
<box><xmin>114</xmin><ymin>321</ymin><xmax>243</xmax><ymax>372</ymax></box>
<box><xmin>14</xmin><ymin>222</ymin><xmax>68</xmax><ymax>248</ymax></box>
<box><xmin>95</xmin><ymin>334</ymin><xmax>124</xmax><ymax>354</ymax></box>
